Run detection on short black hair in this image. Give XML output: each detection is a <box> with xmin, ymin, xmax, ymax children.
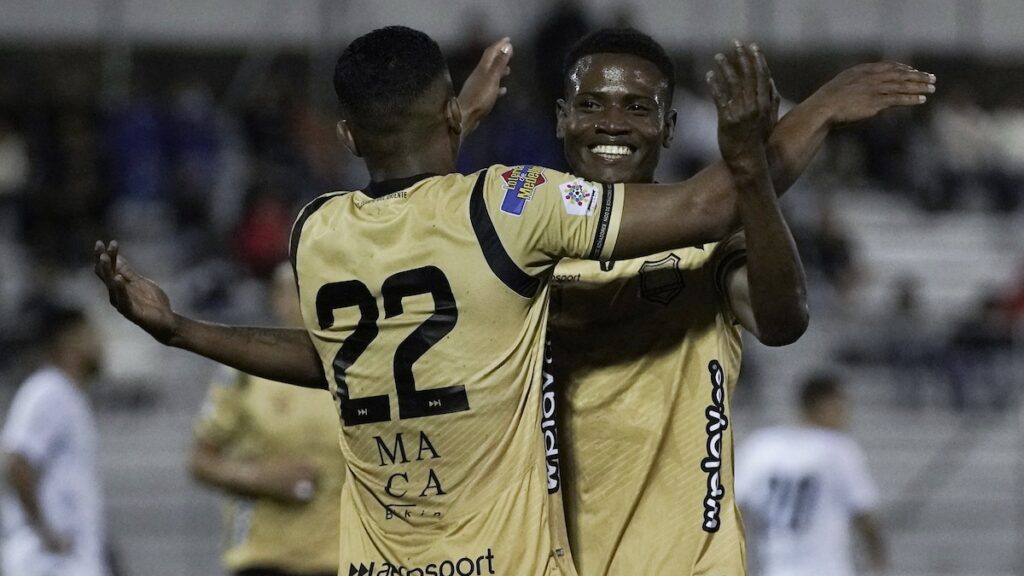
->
<box><xmin>563</xmin><ymin>28</ymin><xmax>676</xmax><ymax>99</ymax></box>
<box><xmin>333</xmin><ymin>26</ymin><xmax>449</xmax><ymax>130</ymax></box>
<box><xmin>36</xmin><ymin>302</ymin><xmax>88</xmax><ymax>348</ymax></box>
<box><xmin>799</xmin><ymin>373</ymin><xmax>842</xmax><ymax>412</ymax></box>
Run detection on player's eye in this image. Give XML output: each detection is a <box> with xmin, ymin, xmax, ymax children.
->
<box><xmin>578</xmin><ymin>99</ymin><xmax>600</xmax><ymax>111</ymax></box>
<box><xmin>628</xmin><ymin>103</ymin><xmax>652</xmax><ymax>115</ymax></box>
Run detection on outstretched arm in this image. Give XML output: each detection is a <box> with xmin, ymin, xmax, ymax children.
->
<box><xmin>612</xmin><ymin>54</ymin><xmax>935</xmax><ymax>258</ymax></box>
<box><xmin>708</xmin><ymin>43</ymin><xmax>809</xmax><ymax>346</ymax></box>
<box><xmin>94</xmin><ymin>241</ymin><xmax>326</xmax><ymax>389</ymax></box>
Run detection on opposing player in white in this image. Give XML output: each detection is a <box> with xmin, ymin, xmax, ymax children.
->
<box><xmin>735</xmin><ymin>374</ymin><xmax>886</xmax><ymax>576</ymax></box>
<box><xmin>1</xmin><ymin>307</ymin><xmax>107</xmax><ymax>576</ymax></box>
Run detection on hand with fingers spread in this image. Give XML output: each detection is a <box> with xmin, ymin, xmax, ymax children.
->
<box><xmin>457</xmin><ymin>37</ymin><xmax>514</xmax><ymax>139</ymax></box>
<box><xmin>94</xmin><ymin>240</ymin><xmax>179</xmax><ymax>344</ymax></box>
<box><xmin>806</xmin><ymin>61</ymin><xmax>936</xmax><ymax>127</ymax></box>
<box><xmin>706</xmin><ymin>40</ymin><xmax>775</xmax><ymax>172</ymax></box>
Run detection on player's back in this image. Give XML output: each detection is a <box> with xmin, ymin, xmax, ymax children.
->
<box><xmin>292</xmin><ymin>166</ymin><xmax>621</xmax><ymax>575</ymax></box>
<box><xmin>736</xmin><ymin>426</ymin><xmax>878</xmax><ymax>576</ymax></box>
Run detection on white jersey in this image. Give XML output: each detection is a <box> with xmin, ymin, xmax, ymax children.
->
<box><xmin>734</xmin><ymin>426</ymin><xmax>877</xmax><ymax>576</ymax></box>
<box><xmin>1</xmin><ymin>367</ymin><xmax>106</xmax><ymax>576</ymax></box>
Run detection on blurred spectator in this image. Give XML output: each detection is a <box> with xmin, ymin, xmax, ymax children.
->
<box><xmin>792</xmin><ymin>199</ymin><xmax>859</xmax><ymax>307</ymax></box>
<box><xmin>0</xmin><ymin>116</ymin><xmax>30</xmax><ymax>240</ymax></box>
<box><xmin>926</xmin><ymin>87</ymin><xmax>1021</xmax><ymax>212</ymax></box>
<box><xmin>947</xmin><ymin>291</ymin><xmax>1016</xmax><ymax>410</ymax></box>
<box><xmin>234</xmin><ymin>178</ymin><xmax>293</xmax><ymax>278</ymax></box>
<box><xmin>1</xmin><ymin>305</ymin><xmax>108</xmax><ymax>576</ymax></box>
<box><xmin>189</xmin><ymin>264</ymin><xmax>343</xmax><ymax>576</ymax></box>
<box><xmin>736</xmin><ymin>373</ymin><xmax>886</xmax><ymax>576</ymax></box>
<box><xmin>166</xmin><ymin>81</ymin><xmax>222</xmax><ymax>233</ymax></box>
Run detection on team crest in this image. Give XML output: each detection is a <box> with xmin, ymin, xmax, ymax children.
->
<box><xmin>558</xmin><ymin>178</ymin><xmax>600</xmax><ymax>216</ymax></box>
<box><xmin>639</xmin><ymin>253</ymin><xmax>684</xmax><ymax>305</ymax></box>
<box><xmin>500</xmin><ymin>165</ymin><xmax>546</xmax><ymax>216</ymax></box>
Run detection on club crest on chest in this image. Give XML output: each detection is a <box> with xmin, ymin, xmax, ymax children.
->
<box><xmin>639</xmin><ymin>253</ymin><xmax>683</xmax><ymax>305</ymax></box>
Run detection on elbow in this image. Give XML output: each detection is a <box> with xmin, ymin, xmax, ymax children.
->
<box><xmin>756</xmin><ymin>305</ymin><xmax>810</xmax><ymax>347</ymax></box>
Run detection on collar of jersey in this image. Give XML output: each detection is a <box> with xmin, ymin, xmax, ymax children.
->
<box><xmin>362</xmin><ymin>172</ymin><xmax>439</xmax><ymax>199</ymax></box>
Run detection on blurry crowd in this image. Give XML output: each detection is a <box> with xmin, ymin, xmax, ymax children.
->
<box><xmin>0</xmin><ymin>2</ymin><xmax>1022</xmax><ymax>408</ymax></box>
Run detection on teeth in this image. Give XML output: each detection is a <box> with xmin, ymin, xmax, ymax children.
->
<box><xmin>591</xmin><ymin>145</ymin><xmax>632</xmax><ymax>157</ymax></box>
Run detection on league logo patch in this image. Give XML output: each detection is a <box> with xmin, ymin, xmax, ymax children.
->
<box><xmin>559</xmin><ymin>178</ymin><xmax>600</xmax><ymax>216</ymax></box>
<box><xmin>500</xmin><ymin>165</ymin><xmax>546</xmax><ymax>216</ymax></box>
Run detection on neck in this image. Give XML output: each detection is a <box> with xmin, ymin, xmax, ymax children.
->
<box><xmin>52</xmin><ymin>357</ymin><xmax>88</xmax><ymax>389</ymax></box>
<box><xmin>362</xmin><ymin>124</ymin><xmax>457</xmax><ymax>183</ymax></box>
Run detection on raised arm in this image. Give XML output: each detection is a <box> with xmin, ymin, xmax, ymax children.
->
<box><xmin>94</xmin><ymin>241</ymin><xmax>326</xmax><ymax>389</ymax></box>
<box><xmin>709</xmin><ymin>44</ymin><xmax>808</xmax><ymax>345</ymax></box>
<box><xmin>613</xmin><ymin>50</ymin><xmax>935</xmax><ymax>259</ymax></box>
<box><xmin>457</xmin><ymin>37</ymin><xmax>513</xmax><ymax>139</ymax></box>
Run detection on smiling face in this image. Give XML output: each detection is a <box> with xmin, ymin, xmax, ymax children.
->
<box><xmin>557</xmin><ymin>52</ymin><xmax>677</xmax><ymax>184</ymax></box>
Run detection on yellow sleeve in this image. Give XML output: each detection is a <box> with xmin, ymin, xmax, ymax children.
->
<box><xmin>710</xmin><ymin>230</ymin><xmax>748</xmax><ymax>298</ymax></box>
<box><xmin>482</xmin><ymin>164</ymin><xmax>624</xmax><ymax>271</ymax></box>
<box><xmin>193</xmin><ymin>367</ymin><xmax>248</xmax><ymax>448</ymax></box>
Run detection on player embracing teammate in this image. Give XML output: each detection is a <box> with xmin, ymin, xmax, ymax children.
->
<box><xmin>92</xmin><ymin>23</ymin><xmax>933</xmax><ymax>576</ymax></box>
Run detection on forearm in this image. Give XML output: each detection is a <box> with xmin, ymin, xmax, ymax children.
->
<box><xmin>190</xmin><ymin>451</ymin><xmax>289</xmax><ymax>502</ymax></box>
<box><xmin>169</xmin><ymin>318</ymin><xmax>325</xmax><ymax>389</ymax></box>
<box><xmin>855</xmin><ymin>514</ymin><xmax>888</xmax><ymax>570</ymax></box>
<box><xmin>636</xmin><ymin>98</ymin><xmax>833</xmax><ymax>249</ymax></box>
<box><xmin>730</xmin><ymin>151</ymin><xmax>809</xmax><ymax>346</ymax></box>
<box><xmin>6</xmin><ymin>455</ymin><xmax>48</xmax><ymax>531</ymax></box>
<box><xmin>766</xmin><ymin>94</ymin><xmax>834</xmax><ymax>194</ymax></box>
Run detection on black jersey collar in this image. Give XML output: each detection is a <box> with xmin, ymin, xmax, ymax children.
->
<box><xmin>362</xmin><ymin>173</ymin><xmax>439</xmax><ymax>199</ymax></box>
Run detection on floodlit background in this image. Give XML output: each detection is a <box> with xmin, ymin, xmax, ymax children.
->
<box><xmin>0</xmin><ymin>0</ymin><xmax>1022</xmax><ymax>574</ymax></box>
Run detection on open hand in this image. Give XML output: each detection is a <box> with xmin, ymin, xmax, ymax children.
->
<box><xmin>808</xmin><ymin>62</ymin><xmax>935</xmax><ymax>126</ymax></box>
<box><xmin>707</xmin><ymin>40</ymin><xmax>774</xmax><ymax>169</ymax></box>
<box><xmin>94</xmin><ymin>240</ymin><xmax>178</xmax><ymax>344</ymax></box>
<box><xmin>457</xmin><ymin>37</ymin><xmax>514</xmax><ymax>138</ymax></box>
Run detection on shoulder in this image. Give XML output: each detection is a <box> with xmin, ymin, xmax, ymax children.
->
<box><xmin>13</xmin><ymin>368</ymin><xmax>73</xmax><ymax>407</ymax></box>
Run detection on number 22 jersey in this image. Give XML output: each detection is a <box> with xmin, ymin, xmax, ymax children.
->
<box><xmin>290</xmin><ymin>165</ymin><xmax>623</xmax><ymax>576</ymax></box>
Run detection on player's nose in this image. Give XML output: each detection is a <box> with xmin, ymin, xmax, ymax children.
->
<box><xmin>593</xmin><ymin>107</ymin><xmax>631</xmax><ymax>135</ymax></box>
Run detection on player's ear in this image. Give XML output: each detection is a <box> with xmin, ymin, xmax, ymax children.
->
<box><xmin>662</xmin><ymin>108</ymin><xmax>678</xmax><ymax>148</ymax></box>
<box><xmin>336</xmin><ymin>120</ymin><xmax>361</xmax><ymax>157</ymax></box>
<box><xmin>445</xmin><ymin>96</ymin><xmax>464</xmax><ymax>137</ymax></box>
<box><xmin>555</xmin><ymin>99</ymin><xmax>569</xmax><ymax>139</ymax></box>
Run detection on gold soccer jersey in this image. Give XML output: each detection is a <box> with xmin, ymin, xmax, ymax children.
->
<box><xmin>194</xmin><ymin>369</ymin><xmax>344</xmax><ymax>573</ymax></box>
<box><xmin>290</xmin><ymin>166</ymin><xmax>623</xmax><ymax>576</ymax></box>
<box><xmin>550</xmin><ymin>235</ymin><xmax>747</xmax><ymax>576</ymax></box>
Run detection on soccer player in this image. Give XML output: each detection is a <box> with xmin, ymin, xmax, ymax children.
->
<box><xmin>189</xmin><ymin>263</ymin><xmax>343</xmax><ymax>576</ymax></box>
<box><xmin>2</xmin><ymin>306</ymin><xmax>107</xmax><ymax>576</ymax></box>
<box><xmin>535</xmin><ymin>29</ymin><xmax>934</xmax><ymax>575</ymax></box>
<box><xmin>95</xmin><ymin>26</ymin><xmax>781</xmax><ymax>575</ymax></box>
<box><xmin>735</xmin><ymin>374</ymin><xmax>886</xmax><ymax>576</ymax></box>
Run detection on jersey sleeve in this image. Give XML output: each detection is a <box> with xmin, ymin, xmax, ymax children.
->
<box><xmin>710</xmin><ymin>231</ymin><xmax>747</xmax><ymax>299</ymax></box>
<box><xmin>480</xmin><ymin>165</ymin><xmax>625</xmax><ymax>271</ymax></box>
<box><xmin>1</xmin><ymin>380</ymin><xmax>66</xmax><ymax>466</ymax></box>
<box><xmin>193</xmin><ymin>367</ymin><xmax>248</xmax><ymax>448</ymax></box>
<box><xmin>840</xmin><ymin>440</ymin><xmax>879</xmax><ymax>514</ymax></box>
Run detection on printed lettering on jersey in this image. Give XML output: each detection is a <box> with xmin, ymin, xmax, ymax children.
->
<box><xmin>348</xmin><ymin>548</ymin><xmax>496</xmax><ymax>576</ymax></box>
<box><xmin>499</xmin><ymin>165</ymin><xmax>546</xmax><ymax>216</ymax></box>
<box><xmin>559</xmin><ymin>178</ymin><xmax>601</xmax><ymax>216</ymax></box>
<box><xmin>701</xmin><ymin>360</ymin><xmax>729</xmax><ymax>533</ymax></box>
